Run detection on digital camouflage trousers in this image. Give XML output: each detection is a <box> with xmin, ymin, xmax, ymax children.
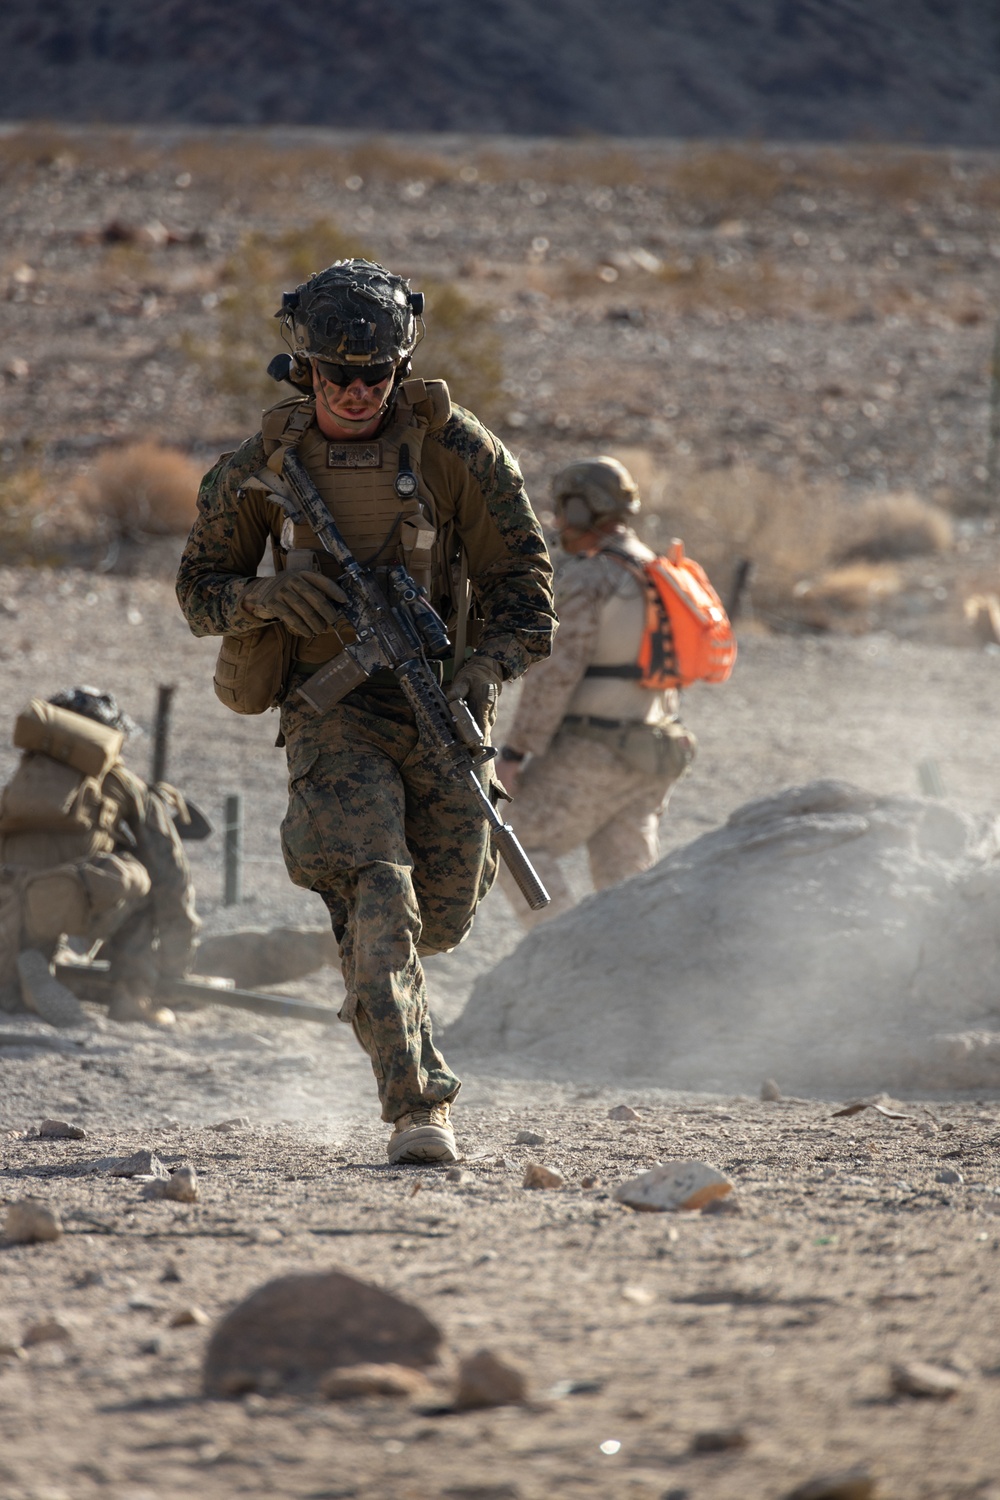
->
<box><xmin>279</xmin><ymin>681</ymin><xmax>499</xmax><ymax>1123</ymax></box>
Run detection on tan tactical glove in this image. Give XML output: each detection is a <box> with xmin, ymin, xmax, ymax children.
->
<box><xmin>447</xmin><ymin>657</ymin><xmax>503</xmax><ymax>728</ymax></box>
<box><xmin>240</xmin><ymin>572</ymin><xmax>347</xmax><ymax>638</ymax></box>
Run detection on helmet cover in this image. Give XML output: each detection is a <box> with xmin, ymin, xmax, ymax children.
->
<box><xmin>552</xmin><ymin>456</ymin><xmax>641</xmax><ymax>525</ymax></box>
<box><xmin>48</xmin><ymin>686</ymin><xmax>137</xmax><ymax>739</ymax></box>
<box><xmin>277</xmin><ymin>258</ymin><xmax>422</xmax><ymax>368</ymax></box>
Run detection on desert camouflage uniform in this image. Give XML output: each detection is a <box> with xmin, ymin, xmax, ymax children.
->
<box><xmin>0</xmin><ymin>758</ymin><xmax>199</xmax><ymax>1009</ymax></box>
<box><xmin>176</xmin><ymin>401</ymin><xmax>554</xmax><ymax>1121</ymax></box>
<box><xmin>500</xmin><ymin>529</ymin><xmax>694</xmax><ymax>927</ymax></box>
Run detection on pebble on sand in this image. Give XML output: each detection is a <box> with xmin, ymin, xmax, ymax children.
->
<box><xmin>3</xmin><ymin>1198</ymin><xmax>63</xmax><ymax>1244</ymax></box>
<box><xmin>202</xmin><ymin>1269</ymin><xmax>443</xmax><ymax>1398</ymax></box>
<box><xmin>110</xmin><ymin>1149</ymin><xmax>169</xmax><ymax>1179</ymax></box>
<box><xmin>890</xmin><ymin>1360</ymin><xmax>963</xmax><ymax>1399</ymax></box>
<box><xmin>22</xmin><ymin>1318</ymin><xmax>72</xmax><ymax>1347</ymax></box>
<box><xmin>320</xmin><ymin>1362</ymin><xmax>431</xmax><ymax>1400</ymax></box>
<box><xmin>786</xmin><ymin>1466</ymin><xmax>879</xmax><ymax>1500</ymax></box>
<box><xmin>142</xmin><ymin>1165</ymin><xmax>199</xmax><ymax>1203</ymax></box>
<box><xmin>38</xmin><ymin>1118</ymin><xmax>86</xmax><ymax>1139</ymax></box>
<box><xmin>615</xmin><ymin>1159</ymin><xmax>734</xmax><ymax>1213</ymax></box>
<box><xmin>522</xmin><ymin>1162</ymin><xmax>566</xmax><ymax>1190</ymax></box>
<box><xmin>608</xmin><ymin>1105</ymin><xmax>641</xmax><ymax>1121</ymax></box>
<box><xmin>514</xmin><ymin>1129</ymin><xmax>546</xmax><ymax>1145</ymax></box>
<box><xmin>168</xmin><ymin>1306</ymin><xmax>210</xmax><ymax>1328</ymax></box>
<box><xmin>760</xmin><ymin>1079</ymin><xmax>782</xmax><ymax>1101</ymax></box>
<box><xmin>454</xmin><ymin>1349</ymin><xmax>528</xmax><ymax>1410</ymax></box>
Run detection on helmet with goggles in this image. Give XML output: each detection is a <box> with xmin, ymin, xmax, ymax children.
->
<box><xmin>552</xmin><ymin>456</ymin><xmax>640</xmax><ymax>529</ymax></box>
<box><xmin>48</xmin><ymin>686</ymin><xmax>137</xmax><ymax>739</ymax></box>
<box><xmin>276</xmin><ymin>259</ymin><xmax>424</xmax><ymax>383</ymax></box>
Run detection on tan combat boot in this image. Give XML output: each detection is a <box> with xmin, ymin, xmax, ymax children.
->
<box><xmin>387</xmin><ymin>1102</ymin><xmax>458</xmax><ymax>1165</ymax></box>
<box><xmin>108</xmin><ymin>982</ymin><xmax>176</xmax><ymax>1029</ymax></box>
<box><xmin>17</xmin><ymin>949</ymin><xmax>88</xmax><ymax>1028</ymax></box>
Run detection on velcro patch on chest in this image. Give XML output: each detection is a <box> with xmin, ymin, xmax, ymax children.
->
<box><xmin>327</xmin><ymin>443</ymin><xmax>383</xmax><ymax>469</ymax></box>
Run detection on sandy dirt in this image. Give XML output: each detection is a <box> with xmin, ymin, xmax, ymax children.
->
<box><xmin>2</xmin><ymin>570</ymin><xmax>1000</xmax><ymax>1500</ymax></box>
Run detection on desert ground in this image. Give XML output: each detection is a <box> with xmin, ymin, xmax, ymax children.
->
<box><xmin>1</xmin><ymin>126</ymin><xmax>1000</xmax><ymax>1499</ymax></box>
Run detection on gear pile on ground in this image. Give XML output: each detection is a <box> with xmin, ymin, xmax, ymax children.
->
<box><xmin>451</xmin><ymin>779</ymin><xmax>1000</xmax><ymax>1094</ymax></box>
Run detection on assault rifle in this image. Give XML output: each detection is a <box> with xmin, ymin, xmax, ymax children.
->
<box><xmin>278</xmin><ymin>447</ymin><xmax>550</xmax><ymax>912</ymax></box>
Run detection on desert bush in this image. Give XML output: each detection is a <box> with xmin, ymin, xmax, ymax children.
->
<box><xmin>666</xmin><ymin>146</ymin><xmax>785</xmax><ymax>213</ymax></box>
<box><xmin>410</xmin><ymin>281</ymin><xmax>504</xmax><ymax>422</ymax></box>
<box><xmin>793</xmin><ymin>562</ymin><xmax>902</xmax><ymax>621</ymax></box>
<box><xmin>837</xmin><ymin>491</ymin><xmax>953</xmax><ymax>563</ymax></box>
<box><xmin>0</xmin><ymin>465</ymin><xmax>58</xmax><ymax>558</ymax></box>
<box><xmin>80</xmin><ymin>443</ymin><xmax>202</xmax><ymax>538</ymax></box>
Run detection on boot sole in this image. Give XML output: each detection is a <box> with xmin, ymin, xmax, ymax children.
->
<box><xmin>387</xmin><ymin>1126</ymin><xmax>459</xmax><ymax>1166</ymax></box>
<box><xmin>17</xmin><ymin>951</ymin><xmax>88</xmax><ymax>1029</ymax></box>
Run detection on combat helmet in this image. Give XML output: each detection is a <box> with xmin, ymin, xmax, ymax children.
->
<box><xmin>276</xmin><ymin>259</ymin><xmax>424</xmax><ymax>378</ymax></box>
<box><xmin>48</xmin><ymin>686</ymin><xmax>137</xmax><ymax>738</ymax></box>
<box><xmin>552</xmin><ymin>456</ymin><xmax>640</xmax><ymax>529</ymax></box>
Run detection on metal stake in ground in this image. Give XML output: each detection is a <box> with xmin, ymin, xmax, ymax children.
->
<box><xmin>150</xmin><ymin>683</ymin><xmax>176</xmax><ymax>785</ymax></box>
<box><xmin>223</xmin><ymin>793</ymin><xmax>243</xmax><ymax>906</ymax></box>
<box><xmin>989</xmin><ymin>319</ymin><xmax>1000</xmax><ymax>499</ymax></box>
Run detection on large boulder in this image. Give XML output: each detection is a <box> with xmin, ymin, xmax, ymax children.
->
<box><xmin>193</xmin><ymin>927</ymin><xmax>338</xmax><ymax>988</ymax></box>
<box><xmin>450</xmin><ymin>782</ymin><xmax>1000</xmax><ymax>1093</ymax></box>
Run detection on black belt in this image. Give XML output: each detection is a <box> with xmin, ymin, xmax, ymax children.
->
<box><xmin>563</xmin><ymin>713</ymin><xmax>638</xmax><ymax>732</ymax></box>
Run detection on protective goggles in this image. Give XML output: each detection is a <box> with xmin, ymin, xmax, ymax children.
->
<box><xmin>312</xmin><ymin>359</ymin><xmax>396</xmax><ymax>387</ymax></box>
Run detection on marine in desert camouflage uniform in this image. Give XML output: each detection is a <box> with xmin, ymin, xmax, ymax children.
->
<box><xmin>497</xmin><ymin>457</ymin><xmax>696</xmax><ymax>927</ymax></box>
<box><xmin>0</xmin><ymin>688</ymin><xmax>199</xmax><ymax>1028</ymax></box>
<box><xmin>176</xmin><ymin>259</ymin><xmax>554</xmax><ymax>1164</ymax></box>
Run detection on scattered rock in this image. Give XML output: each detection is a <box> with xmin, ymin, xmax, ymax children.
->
<box><xmin>454</xmin><ymin>1349</ymin><xmax>528</xmax><ymax>1410</ymax></box>
<box><xmin>207</xmin><ymin>1117</ymin><xmax>250</xmax><ymax>1133</ymax></box>
<box><xmin>890</xmin><ymin>1360</ymin><xmax>963</xmax><ymax>1399</ymax></box>
<box><xmin>38</xmin><ymin>1118</ymin><xmax>86</xmax><ymax>1139</ymax></box>
<box><xmin>760</xmin><ymin>1079</ymin><xmax>782</xmax><ymax>1101</ymax></box>
<box><xmin>110</xmin><ymin>1149</ymin><xmax>169</xmax><ymax>1179</ymax></box>
<box><xmin>22</xmin><ymin>1318</ymin><xmax>72</xmax><ymax>1347</ymax></box>
<box><xmin>445</xmin><ymin>1166</ymin><xmax>471</xmax><ymax>1184</ymax></box>
<box><xmin>320</xmin><ymin>1362</ymin><xmax>430</xmax><ymax>1400</ymax></box>
<box><xmin>142</xmin><ymin>1165</ymin><xmax>199</xmax><ymax>1202</ymax></box>
<box><xmin>160</xmin><ymin>1259</ymin><xmax>182</xmax><ymax>1282</ymax></box>
<box><xmin>608</xmin><ymin>1105</ymin><xmax>641</xmax><ymax>1121</ymax></box>
<box><xmin>832</xmin><ymin>1100</ymin><xmax>911</xmax><ymax>1120</ymax></box>
<box><xmin>202</xmin><ymin>1269</ymin><xmax>442</xmax><ymax>1397</ymax></box>
<box><xmin>935</xmin><ymin>1168</ymin><xmax>963</xmax><ymax>1185</ymax></box>
<box><xmin>169</xmin><ymin>1306</ymin><xmax>210</xmax><ymax>1328</ymax></box>
<box><xmin>514</xmin><ymin>1129</ymin><xmax>546</xmax><ymax>1146</ymax></box>
<box><xmin>581</xmin><ymin>1175</ymin><xmax>600</xmax><ymax>1189</ymax></box>
<box><xmin>522</xmin><ymin>1162</ymin><xmax>566</xmax><ymax>1190</ymax></box>
<box><xmin>0</xmin><ymin>1339</ymin><xmax>26</xmax><ymax>1360</ymax></box>
<box><xmin>3</xmin><ymin>1198</ymin><xmax>63</xmax><ymax>1244</ymax></box>
<box><xmin>615</xmin><ymin>1160</ymin><xmax>734</xmax><ymax>1213</ymax></box>
<box><xmin>702</xmin><ymin>1194</ymin><xmax>743</xmax><ymax>1216</ymax></box>
<box><xmin>621</xmin><ymin>1285</ymin><xmax>655</xmax><ymax>1305</ymax></box>
<box><xmin>786</xmin><ymin>1466</ymin><xmax>879</xmax><ymax>1500</ymax></box>
<box><xmin>691</xmin><ymin>1425</ymin><xmax>750</xmax><ymax>1453</ymax></box>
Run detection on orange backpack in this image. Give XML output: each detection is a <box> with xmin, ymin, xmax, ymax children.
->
<box><xmin>606</xmin><ymin>541</ymin><xmax>737</xmax><ymax>690</ymax></box>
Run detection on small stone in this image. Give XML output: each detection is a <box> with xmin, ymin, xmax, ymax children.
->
<box><xmin>760</xmin><ymin>1079</ymin><xmax>782</xmax><ymax>1101</ymax></box>
<box><xmin>786</xmin><ymin>1466</ymin><xmax>879</xmax><ymax>1500</ymax></box>
<box><xmin>935</xmin><ymin>1168</ymin><xmax>963</xmax><ymax>1185</ymax></box>
<box><xmin>621</xmin><ymin>1285</ymin><xmax>655</xmax><ymax>1305</ymax></box>
<box><xmin>581</xmin><ymin>1176</ymin><xmax>600</xmax><ymax>1189</ymax></box>
<box><xmin>3</xmin><ymin>1198</ymin><xmax>63</xmax><ymax>1244</ymax></box>
<box><xmin>890</xmin><ymin>1360</ymin><xmax>963</xmax><ymax>1399</ymax></box>
<box><xmin>454</xmin><ymin>1349</ymin><xmax>528</xmax><ymax>1410</ymax></box>
<box><xmin>22</xmin><ymin>1318</ymin><xmax>72</xmax><ymax>1347</ymax></box>
<box><xmin>320</xmin><ymin>1362</ymin><xmax>430</xmax><ymax>1400</ymax></box>
<box><xmin>702</xmin><ymin>1194</ymin><xmax>743</xmax><ymax>1216</ymax></box>
<box><xmin>522</xmin><ymin>1162</ymin><xmax>566</xmax><ymax>1190</ymax></box>
<box><xmin>139</xmin><ymin>1336</ymin><xmax>164</xmax><ymax>1356</ymax></box>
<box><xmin>202</xmin><ymin>1269</ymin><xmax>442</xmax><ymax>1398</ymax></box>
<box><xmin>445</xmin><ymin>1166</ymin><xmax>471</xmax><ymax>1184</ymax></box>
<box><xmin>110</xmin><ymin>1149</ymin><xmax>168</xmax><ymax>1179</ymax></box>
<box><xmin>608</xmin><ymin>1105</ymin><xmax>641</xmax><ymax>1121</ymax></box>
<box><xmin>169</xmin><ymin>1306</ymin><xmax>210</xmax><ymax>1328</ymax></box>
<box><xmin>38</xmin><ymin>1118</ymin><xmax>86</xmax><ymax>1139</ymax></box>
<box><xmin>615</xmin><ymin>1159</ymin><xmax>734</xmax><ymax>1213</ymax></box>
<box><xmin>207</xmin><ymin>1117</ymin><xmax>251</xmax><ymax>1133</ymax></box>
<box><xmin>691</xmin><ymin>1425</ymin><xmax>750</xmax><ymax>1453</ymax></box>
<box><xmin>0</xmin><ymin>1339</ymin><xmax>26</xmax><ymax>1360</ymax></box>
<box><xmin>142</xmin><ymin>1165</ymin><xmax>199</xmax><ymax>1203</ymax></box>
<box><xmin>160</xmin><ymin>1259</ymin><xmax>182</xmax><ymax>1283</ymax></box>
<box><xmin>514</xmin><ymin>1129</ymin><xmax>546</xmax><ymax>1146</ymax></box>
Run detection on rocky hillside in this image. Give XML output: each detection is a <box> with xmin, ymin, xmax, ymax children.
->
<box><xmin>2</xmin><ymin>0</ymin><xmax>1000</xmax><ymax>144</ymax></box>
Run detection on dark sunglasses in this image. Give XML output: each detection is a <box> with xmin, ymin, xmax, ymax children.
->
<box><xmin>313</xmin><ymin>359</ymin><xmax>395</xmax><ymax>387</ymax></box>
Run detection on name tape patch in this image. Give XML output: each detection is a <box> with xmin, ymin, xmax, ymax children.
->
<box><xmin>327</xmin><ymin>443</ymin><xmax>382</xmax><ymax>469</ymax></box>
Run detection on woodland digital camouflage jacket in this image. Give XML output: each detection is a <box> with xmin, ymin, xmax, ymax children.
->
<box><xmin>176</xmin><ymin>399</ymin><xmax>556</xmax><ymax>684</ymax></box>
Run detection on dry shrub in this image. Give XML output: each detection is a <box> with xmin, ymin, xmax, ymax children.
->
<box><xmin>810</xmin><ymin>147</ymin><xmax>949</xmax><ymax>205</ymax></box>
<box><xmin>794</xmin><ymin>562</ymin><xmax>902</xmax><ymax>616</ymax></box>
<box><xmin>634</xmin><ymin>461</ymin><xmax>844</xmax><ymax>625</ymax></box>
<box><xmin>81</xmin><ymin>443</ymin><xmax>202</xmax><ymax>538</ymax></box>
<box><xmin>0</xmin><ymin>465</ymin><xmax>59</xmax><ymax>559</ymax></box>
<box><xmin>168</xmin><ymin>135</ymin><xmax>454</xmax><ymax>200</ymax></box>
<box><xmin>410</xmin><ymin>282</ymin><xmax>503</xmax><ymax>422</ymax></box>
<box><xmin>837</xmin><ymin>491</ymin><xmax>953</xmax><ymax>563</ymax></box>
